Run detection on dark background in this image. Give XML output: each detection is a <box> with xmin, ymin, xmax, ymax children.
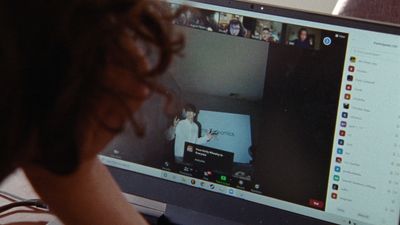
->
<box><xmin>253</xmin><ymin>32</ymin><xmax>348</xmax><ymax>209</ymax></box>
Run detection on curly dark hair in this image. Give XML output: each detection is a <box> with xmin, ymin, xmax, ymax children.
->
<box><xmin>0</xmin><ymin>0</ymin><xmax>184</xmax><ymax>180</ymax></box>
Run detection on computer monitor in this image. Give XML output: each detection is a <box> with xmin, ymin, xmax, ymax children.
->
<box><xmin>100</xmin><ymin>1</ymin><xmax>400</xmax><ymax>224</ymax></box>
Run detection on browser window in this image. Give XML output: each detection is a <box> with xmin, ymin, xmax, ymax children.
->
<box><xmin>100</xmin><ymin>1</ymin><xmax>400</xmax><ymax>225</ymax></box>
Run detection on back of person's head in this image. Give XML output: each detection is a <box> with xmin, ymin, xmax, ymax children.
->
<box><xmin>0</xmin><ymin>0</ymin><xmax>184</xmax><ymax>181</ymax></box>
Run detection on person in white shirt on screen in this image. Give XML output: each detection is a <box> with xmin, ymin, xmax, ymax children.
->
<box><xmin>167</xmin><ymin>104</ymin><xmax>215</xmax><ymax>162</ymax></box>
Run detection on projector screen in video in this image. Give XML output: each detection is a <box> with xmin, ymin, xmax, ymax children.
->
<box><xmin>197</xmin><ymin>110</ymin><xmax>252</xmax><ymax>163</ymax></box>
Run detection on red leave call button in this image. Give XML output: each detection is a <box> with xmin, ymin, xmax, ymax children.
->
<box><xmin>309</xmin><ymin>199</ymin><xmax>325</xmax><ymax>209</ymax></box>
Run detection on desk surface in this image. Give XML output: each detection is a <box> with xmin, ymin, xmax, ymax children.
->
<box><xmin>0</xmin><ymin>169</ymin><xmax>58</xmax><ymax>225</ymax></box>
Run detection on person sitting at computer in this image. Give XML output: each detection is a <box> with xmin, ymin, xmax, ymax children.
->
<box><xmin>0</xmin><ymin>1</ymin><xmax>183</xmax><ymax>225</ymax></box>
<box><xmin>166</xmin><ymin>104</ymin><xmax>215</xmax><ymax>162</ymax></box>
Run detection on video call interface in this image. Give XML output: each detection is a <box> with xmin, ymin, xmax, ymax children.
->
<box><xmin>101</xmin><ymin>3</ymin><xmax>350</xmax><ymax>211</ymax></box>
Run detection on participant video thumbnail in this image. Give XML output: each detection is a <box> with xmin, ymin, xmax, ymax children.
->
<box><xmin>170</xmin><ymin>3</ymin><xmax>219</xmax><ymax>32</ymax></box>
<box><xmin>247</xmin><ymin>19</ymin><xmax>282</xmax><ymax>43</ymax></box>
<box><xmin>218</xmin><ymin>13</ymin><xmax>247</xmax><ymax>37</ymax></box>
<box><xmin>284</xmin><ymin>25</ymin><xmax>323</xmax><ymax>50</ymax></box>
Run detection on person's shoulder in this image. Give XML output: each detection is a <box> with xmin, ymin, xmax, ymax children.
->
<box><xmin>176</xmin><ymin>119</ymin><xmax>187</xmax><ymax>127</ymax></box>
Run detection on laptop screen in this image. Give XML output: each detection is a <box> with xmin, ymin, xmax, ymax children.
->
<box><xmin>100</xmin><ymin>1</ymin><xmax>400</xmax><ymax>225</ymax></box>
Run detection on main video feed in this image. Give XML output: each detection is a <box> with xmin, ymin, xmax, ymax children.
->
<box><xmin>101</xmin><ymin>4</ymin><xmax>349</xmax><ymax>211</ymax></box>
<box><xmin>164</xmin><ymin>24</ymin><xmax>267</xmax><ymax>183</ymax></box>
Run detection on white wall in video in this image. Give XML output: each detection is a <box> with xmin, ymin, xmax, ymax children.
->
<box><xmin>171</xmin><ymin>27</ymin><xmax>269</xmax><ymax>101</ymax></box>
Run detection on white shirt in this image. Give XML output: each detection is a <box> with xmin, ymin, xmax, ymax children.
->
<box><xmin>171</xmin><ymin>119</ymin><xmax>208</xmax><ymax>158</ymax></box>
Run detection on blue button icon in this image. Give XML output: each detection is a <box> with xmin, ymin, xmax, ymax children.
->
<box><xmin>323</xmin><ymin>37</ymin><xmax>332</xmax><ymax>46</ymax></box>
<box><xmin>335</xmin><ymin>166</ymin><xmax>341</xmax><ymax>172</ymax></box>
<box><xmin>337</xmin><ymin>148</ymin><xmax>343</xmax><ymax>154</ymax></box>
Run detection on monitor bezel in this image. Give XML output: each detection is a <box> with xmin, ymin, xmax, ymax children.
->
<box><xmin>106</xmin><ymin>0</ymin><xmax>400</xmax><ymax>224</ymax></box>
